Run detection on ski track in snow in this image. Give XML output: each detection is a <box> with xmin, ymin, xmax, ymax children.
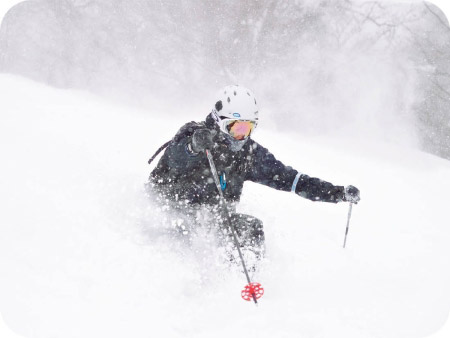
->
<box><xmin>1</xmin><ymin>74</ymin><xmax>450</xmax><ymax>338</ymax></box>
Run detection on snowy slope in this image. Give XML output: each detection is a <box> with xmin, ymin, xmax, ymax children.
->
<box><xmin>1</xmin><ymin>74</ymin><xmax>450</xmax><ymax>338</ymax></box>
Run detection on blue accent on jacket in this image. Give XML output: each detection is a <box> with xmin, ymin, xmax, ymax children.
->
<box><xmin>220</xmin><ymin>173</ymin><xmax>226</xmax><ymax>191</ymax></box>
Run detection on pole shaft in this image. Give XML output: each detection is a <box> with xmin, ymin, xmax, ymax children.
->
<box><xmin>205</xmin><ymin>149</ymin><xmax>257</xmax><ymax>304</ymax></box>
<box><xmin>343</xmin><ymin>203</ymin><xmax>353</xmax><ymax>248</ymax></box>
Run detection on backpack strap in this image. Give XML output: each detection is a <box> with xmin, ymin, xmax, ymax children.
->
<box><xmin>147</xmin><ymin>140</ymin><xmax>172</xmax><ymax>165</ymax></box>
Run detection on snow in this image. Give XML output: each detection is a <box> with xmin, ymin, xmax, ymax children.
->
<box><xmin>1</xmin><ymin>73</ymin><xmax>450</xmax><ymax>338</ymax></box>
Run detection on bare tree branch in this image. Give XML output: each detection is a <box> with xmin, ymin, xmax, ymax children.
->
<box><xmin>430</xmin><ymin>78</ymin><xmax>450</xmax><ymax>98</ymax></box>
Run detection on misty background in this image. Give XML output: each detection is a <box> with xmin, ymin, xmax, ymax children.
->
<box><xmin>0</xmin><ymin>0</ymin><xmax>449</xmax><ymax>160</ymax></box>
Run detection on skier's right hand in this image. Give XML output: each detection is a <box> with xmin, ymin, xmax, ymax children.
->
<box><xmin>191</xmin><ymin>128</ymin><xmax>214</xmax><ymax>153</ymax></box>
<box><xmin>343</xmin><ymin>185</ymin><xmax>360</xmax><ymax>204</ymax></box>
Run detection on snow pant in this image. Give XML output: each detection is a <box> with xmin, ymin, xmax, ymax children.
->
<box><xmin>212</xmin><ymin>212</ymin><xmax>265</xmax><ymax>258</ymax></box>
<box><xmin>146</xmin><ymin>186</ymin><xmax>265</xmax><ymax>263</ymax></box>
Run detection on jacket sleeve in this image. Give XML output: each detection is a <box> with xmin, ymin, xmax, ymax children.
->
<box><xmin>246</xmin><ymin>141</ymin><xmax>344</xmax><ymax>203</ymax></box>
<box><xmin>293</xmin><ymin>173</ymin><xmax>345</xmax><ymax>203</ymax></box>
<box><xmin>246</xmin><ymin>142</ymin><xmax>299</xmax><ymax>192</ymax></box>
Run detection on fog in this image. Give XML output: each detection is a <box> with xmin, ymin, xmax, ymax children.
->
<box><xmin>1</xmin><ymin>0</ymin><xmax>449</xmax><ymax>158</ymax></box>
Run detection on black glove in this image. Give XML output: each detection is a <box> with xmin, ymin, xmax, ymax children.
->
<box><xmin>191</xmin><ymin>128</ymin><xmax>214</xmax><ymax>153</ymax></box>
<box><xmin>343</xmin><ymin>185</ymin><xmax>360</xmax><ymax>204</ymax></box>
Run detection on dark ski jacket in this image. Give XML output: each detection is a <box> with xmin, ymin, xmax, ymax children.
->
<box><xmin>149</xmin><ymin>114</ymin><xmax>345</xmax><ymax>206</ymax></box>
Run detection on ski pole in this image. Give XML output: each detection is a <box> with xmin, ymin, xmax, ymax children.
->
<box><xmin>343</xmin><ymin>202</ymin><xmax>353</xmax><ymax>248</ymax></box>
<box><xmin>205</xmin><ymin>149</ymin><xmax>262</xmax><ymax>305</ymax></box>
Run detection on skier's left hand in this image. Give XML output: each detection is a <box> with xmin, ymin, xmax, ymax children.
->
<box><xmin>192</xmin><ymin>128</ymin><xmax>214</xmax><ymax>153</ymax></box>
<box><xmin>343</xmin><ymin>185</ymin><xmax>360</xmax><ymax>204</ymax></box>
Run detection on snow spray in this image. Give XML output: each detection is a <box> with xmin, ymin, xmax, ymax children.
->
<box><xmin>205</xmin><ymin>149</ymin><xmax>264</xmax><ymax>304</ymax></box>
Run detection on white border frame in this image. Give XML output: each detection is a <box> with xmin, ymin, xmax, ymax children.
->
<box><xmin>0</xmin><ymin>1</ymin><xmax>449</xmax><ymax>338</ymax></box>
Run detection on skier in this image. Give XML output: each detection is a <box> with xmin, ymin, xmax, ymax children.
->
<box><xmin>147</xmin><ymin>85</ymin><xmax>360</xmax><ymax>260</ymax></box>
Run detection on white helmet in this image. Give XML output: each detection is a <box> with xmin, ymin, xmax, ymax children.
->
<box><xmin>211</xmin><ymin>85</ymin><xmax>259</xmax><ymax>138</ymax></box>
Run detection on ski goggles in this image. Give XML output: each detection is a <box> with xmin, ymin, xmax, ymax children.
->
<box><xmin>225</xmin><ymin>120</ymin><xmax>256</xmax><ymax>140</ymax></box>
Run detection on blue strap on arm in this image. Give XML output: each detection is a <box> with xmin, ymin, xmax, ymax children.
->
<box><xmin>291</xmin><ymin>172</ymin><xmax>301</xmax><ymax>193</ymax></box>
